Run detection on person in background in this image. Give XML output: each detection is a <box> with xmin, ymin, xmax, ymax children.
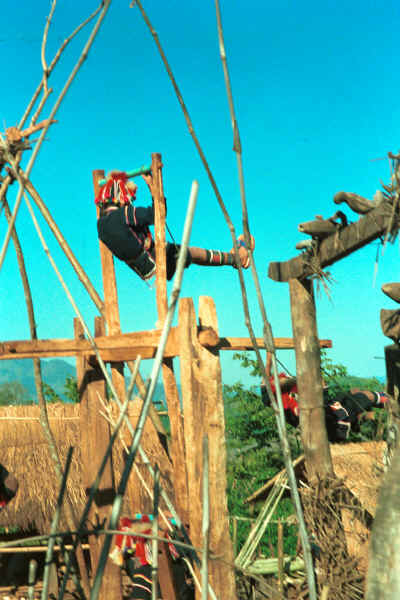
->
<box><xmin>109</xmin><ymin>513</ymin><xmax>194</xmax><ymax>600</ymax></box>
<box><xmin>0</xmin><ymin>464</ymin><xmax>18</xmax><ymax>510</ymax></box>
<box><xmin>261</xmin><ymin>353</ymin><xmax>389</xmax><ymax>442</ymax></box>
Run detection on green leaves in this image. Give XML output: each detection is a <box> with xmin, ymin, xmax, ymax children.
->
<box><xmin>0</xmin><ymin>381</ymin><xmax>31</xmax><ymax>405</ymax></box>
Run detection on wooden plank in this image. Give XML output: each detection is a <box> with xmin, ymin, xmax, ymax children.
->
<box><xmin>76</xmin><ymin>318</ymin><xmax>123</xmax><ymax>597</ymax></box>
<box><xmin>93</xmin><ymin>168</ymin><xmax>147</xmax><ymax>515</ymax></box>
<box><xmin>151</xmin><ymin>153</ymin><xmax>189</xmax><ymax>523</ymax></box>
<box><xmin>179</xmin><ymin>297</ymin><xmax>236</xmax><ymax>599</ymax></box>
<box><xmin>93</xmin><ymin>168</ymin><xmax>126</xmax><ymax>409</ymax></box>
<box><xmin>93</xmin><ymin>169</ymin><xmax>122</xmax><ymax>332</ymax></box>
<box><xmin>198</xmin><ymin>297</ymin><xmax>236</xmax><ymax>598</ymax></box>
<box><xmin>121</xmin><ymin>402</ymin><xmax>174</xmax><ymax>517</ymax></box>
<box><xmin>0</xmin><ymin>329</ymin><xmax>178</xmax><ymax>357</ymax></box>
<box><xmin>178</xmin><ymin>297</ymin><xmax>205</xmax><ymax>595</ymax></box>
<box><xmin>157</xmin><ymin>542</ymin><xmax>179</xmax><ymax>600</ymax></box>
<box><xmin>268</xmin><ymin>203</ymin><xmax>391</xmax><ymax>282</ymax></box>
<box><xmin>217</xmin><ymin>336</ymin><xmax>332</xmax><ymax>351</ymax></box>
<box><xmin>289</xmin><ymin>278</ymin><xmax>334</xmax><ymax>481</ymax></box>
<box><xmin>152</xmin><ymin>152</ymin><xmax>168</xmax><ymax>322</ymax></box>
<box><xmin>0</xmin><ymin>332</ymin><xmax>332</xmax><ymax>361</ymax></box>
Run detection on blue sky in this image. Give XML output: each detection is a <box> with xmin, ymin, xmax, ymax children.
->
<box><xmin>1</xmin><ymin>0</ymin><xmax>400</xmax><ymax>386</ymax></box>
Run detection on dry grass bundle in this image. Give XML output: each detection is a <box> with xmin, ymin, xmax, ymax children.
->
<box><xmin>0</xmin><ymin>402</ymin><xmax>174</xmax><ymax>535</ymax></box>
<box><xmin>329</xmin><ymin>441</ymin><xmax>385</xmax><ymax>517</ymax></box>
<box><xmin>0</xmin><ymin>403</ymin><xmax>83</xmax><ymax>533</ymax></box>
<box><xmin>301</xmin><ymin>477</ymin><xmax>366</xmax><ymax>600</ymax></box>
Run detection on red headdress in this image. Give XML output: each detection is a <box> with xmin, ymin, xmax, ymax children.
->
<box><xmin>95</xmin><ymin>171</ymin><xmax>136</xmax><ymax>206</ymax></box>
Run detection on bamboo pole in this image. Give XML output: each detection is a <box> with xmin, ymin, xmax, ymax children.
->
<box><xmin>0</xmin><ymin>1</ymin><xmax>112</xmax><ymax>271</ymax></box>
<box><xmin>236</xmin><ymin>473</ymin><xmax>286</xmax><ymax>569</ymax></box>
<box><xmin>28</xmin><ymin>559</ymin><xmax>38</xmax><ymax>600</ymax></box>
<box><xmin>232</xmin><ymin>518</ymin><xmax>238</xmax><ymax>559</ymax></box>
<box><xmin>246</xmin><ymin>556</ymin><xmax>305</xmax><ymax>576</ymax></box>
<box><xmin>0</xmin><ymin>3</ymin><xmax>103</xmax><ymax>232</ymax></box>
<box><xmin>214</xmin><ymin>5</ymin><xmax>318</xmax><ymax>598</ymax></box>
<box><xmin>0</xmin><ymin>545</ymin><xmax>90</xmax><ymax>554</ymax></box>
<box><xmin>151</xmin><ymin>467</ymin><xmax>160</xmax><ymax>600</ymax></box>
<box><xmin>41</xmin><ymin>447</ymin><xmax>74</xmax><ymax>600</ymax></box>
<box><xmin>77</xmin><ymin>316</ymin><xmax>122</xmax><ymax>597</ymax></box>
<box><xmin>150</xmin><ymin>153</ymin><xmax>189</xmax><ymax>523</ymax></box>
<box><xmin>133</xmin><ymin>5</ymin><xmax>317</xmax><ymax>597</ymax></box>
<box><xmin>89</xmin><ymin>182</ymin><xmax>206</xmax><ymax>600</ymax></box>
<box><xmin>57</xmin><ymin>382</ymin><xmax>133</xmax><ymax>599</ymax></box>
<box><xmin>277</xmin><ymin>520</ymin><xmax>284</xmax><ymax>598</ymax></box>
<box><xmin>19</xmin><ymin>173</ymin><xmax>104</xmax><ymax>315</ymax></box>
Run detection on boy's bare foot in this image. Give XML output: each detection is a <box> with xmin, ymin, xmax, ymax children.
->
<box><xmin>231</xmin><ymin>234</ymin><xmax>255</xmax><ymax>269</ymax></box>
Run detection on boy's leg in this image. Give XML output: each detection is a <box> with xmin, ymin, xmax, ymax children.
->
<box><xmin>189</xmin><ymin>234</ymin><xmax>255</xmax><ymax>269</ymax></box>
<box><xmin>188</xmin><ymin>247</ymin><xmax>235</xmax><ymax>267</ymax></box>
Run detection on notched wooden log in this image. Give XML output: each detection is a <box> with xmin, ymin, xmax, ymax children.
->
<box><xmin>268</xmin><ymin>201</ymin><xmax>394</xmax><ymax>282</ymax></box>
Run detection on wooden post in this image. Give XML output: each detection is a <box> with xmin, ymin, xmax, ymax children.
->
<box><xmin>178</xmin><ymin>297</ymin><xmax>204</xmax><ymax>557</ymax></box>
<box><xmin>150</xmin><ymin>154</ymin><xmax>189</xmax><ymax>523</ymax></box>
<box><xmin>198</xmin><ymin>296</ymin><xmax>236</xmax><ymax>598</ymax></box>
<box><xmin>158</xmin><ymin>542</ymin><xmax>180</xmax><ymax>600</ymax></box>
<box><xmin>76</xmin><ymin>317</ymin><xmax>123</xmax><ymax>596</ymax></box>
<box><xmin>289</xmin><ymin>278</ymin><xmax>333</xmax><ymax>480</ymax></box>
<box><xmin>93</xmin><ymin>165</ymin><xmax>179</xmax><ymax>595</ymax></box>
<box><xmin>92</xmin><ymin>168</ymin><xmax>126</xmax><ymax>403</ymax></box>
<box><xmin>151</xmin><ymin>152</ymin><xmax>167</xmax><ymax>319</ymax></box>
<box><xmin>383</xmin><ymin>343</ymin><xmax>400</xmax><ymax>459</ymax></box>
<box><xmin>179</xmin><ymin>296</ymin><xmax>236</xmax><ymax>599</ymax></box>
<box><xmin>93</xmin><ymin>169</ymin><xmax>139</xmax><ymax>510</ymax></box>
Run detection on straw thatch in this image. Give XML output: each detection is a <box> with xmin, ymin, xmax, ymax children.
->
<box><xmin>0</xmin><ymin>402</ymin><xmax>174</xmax><ymax>534</ymax></box>
<box><xmin>329</xmin><ymin>441</ymin><xmax>385</xmax><ymax>517</ymax></box>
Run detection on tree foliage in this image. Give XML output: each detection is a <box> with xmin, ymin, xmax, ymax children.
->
<box><xmin>224</xmin><ymin>350</ymin><xmax>387</xmax><ymax>556</ymax></box>
<box><xmin>224</xmin><ymin>355</ymin><xmax>302</xmax><ymax>556</ymax></box>
<box><xmin>43</xmin><ymin>377</ymin><xmax>79</xmax><ymax>403</ymax></box>
<box><xmin>0</xmin><ymin>381</ymin><xmax>31</xmax><ymax>405</ymax></box>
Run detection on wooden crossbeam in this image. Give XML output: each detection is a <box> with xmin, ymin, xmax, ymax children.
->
<box><xmin>268</xmin><ymin>202</ymin><xmax>392</xmax><ymax>282</ymax></box>
<box><xmin>0</xmin><ymin>332</ymin><xmax>332</xmax><ymax>361</ymax></box>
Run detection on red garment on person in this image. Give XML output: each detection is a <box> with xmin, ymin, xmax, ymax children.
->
<box><xmin>269</xmin><ymin>373</ymin><xmax>299</xmax><ymax>419</ymax></box>
<box><xmin>115</xmin><ymin>515</ymin><xmax>152</xmax><ymax>566</ymax></box>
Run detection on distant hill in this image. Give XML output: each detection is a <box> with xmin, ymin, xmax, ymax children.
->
<box><xmin>0</xmin><ymin>358</ymin><xmax>167</xmax><ymax>404</ymax></box>
<box><xmin>0</xmin><ymin>359</ymin><xmax>75</xmax><ymax>401</ymax></box>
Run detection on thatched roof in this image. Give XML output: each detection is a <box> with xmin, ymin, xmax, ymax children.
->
<box><xmin>0</xmin><ymin>402</ymin><xmax>174</xmax><ymax>534</ymax></box>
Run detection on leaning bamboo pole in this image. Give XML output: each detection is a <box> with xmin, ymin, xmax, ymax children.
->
<box><xmin>0</xmin><ymin>0</ymin><xmax>112</xmax><ymax>270</ymax></box>
<box><xmin>214</xmin><ymin>4</ymin><xmax>317</xmax><ymax>596</ymax></box>
<box><xmin>1</xmin><ymin>179</ymin><xmax>90</xmax><ymax>596</ymax></box>
<box><xmin>151</xmin><ymin>467</ymin><xmax>160</xmax><ymax>600</ymax></box>
<box><xmin>132</xmin><ymin>6</ymin><xmax>317</xmax><ymax>595</ymax></box>
<box><xmin>89</xmin><ymin>182</ymin><xmax>203</xmax><ymax>600</ymax></box>
<box><xmin>41</xmin><ymin>448</ymin><xmax>73</xmax><ymax>600</ymax></box>
<box><xmin>57</xmin><ymin>385</ymin><xmax>133</xmax><ymax>599</ymax></box>
<box><xmin>150</xmin><ymin>152</ymin><xmax>189</xmax><ymax>524</ymax></box>
<box><xmin>20</xmin><ymin>173</ymin><xmax>104</xmax><ymax>314</ymax></box>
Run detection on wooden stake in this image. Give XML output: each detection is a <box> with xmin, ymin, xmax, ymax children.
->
<box><xmin>93</xmin><ymin>168</ymin><xmax>143</xmax><ymax>512</ymax></box>
<box><xmin>179</xmin><ymin>296</ymin><xmax>236</xmax><ymax>599</ymax></box>
<box><xmin>151</xmin><ymin>152</ymin><xmax>168</xmax><ymax>320</ymax></box>
<box><xmin>76</xmin><ymin>317</ymin><xmax>123</xmax><ymax>597</ymax></box>
<box><xmin>151</xmin><ymin>154</ymin><xmax>189</xmax><ymax>522</ymax></box>
<box><xmin>289</xmin><ymin>278</ymin><xmax>333</xmax><ymax>480</ymax></box>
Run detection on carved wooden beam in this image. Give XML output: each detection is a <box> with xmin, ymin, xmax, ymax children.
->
<box><xmin>268</xmin><ymin>202</ymin><xmax>393</xmax><ymax>282</ymax></box>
